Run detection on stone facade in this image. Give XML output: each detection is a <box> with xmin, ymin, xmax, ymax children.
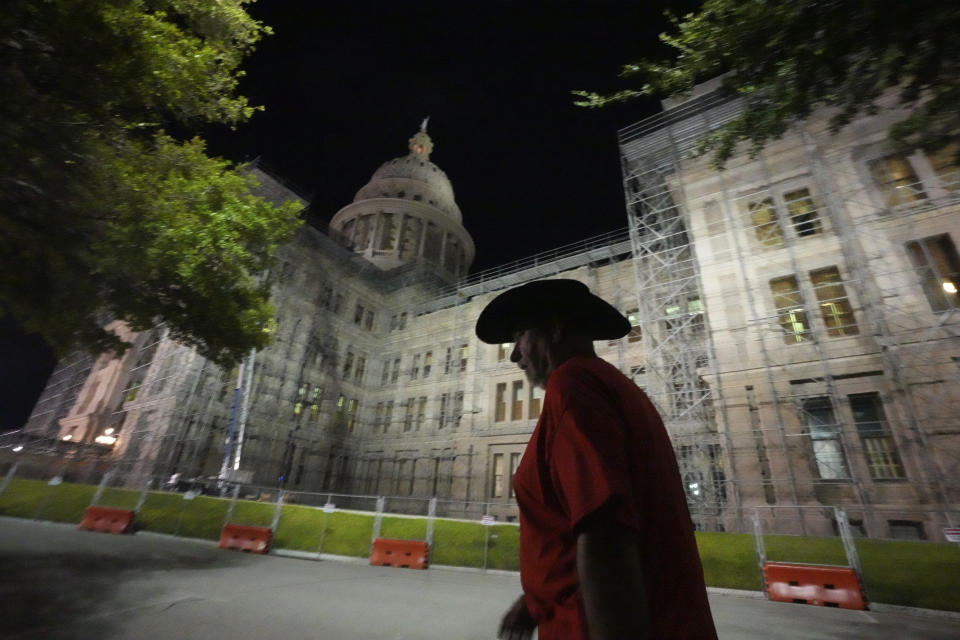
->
<box><xmin>23</xmin><ymin>106</ymin><xmax>960</xmax><ymax>540</ymax></box>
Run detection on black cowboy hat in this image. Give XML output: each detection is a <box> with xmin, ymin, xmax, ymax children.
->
<box><xmin>475</xmin><ymin>279</ymin><xmax>630</xmax><ymax>344</ymax></box>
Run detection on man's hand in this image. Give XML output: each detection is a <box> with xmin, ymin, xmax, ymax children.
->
<box><xmin>498</xmin><ymin>594</ymin><xmax>535</xmax><ymax>640</ymax></box>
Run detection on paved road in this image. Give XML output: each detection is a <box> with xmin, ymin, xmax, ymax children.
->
<box><xmin>1</xmin><ymin>517</ymin><xmax>958</xmax><ymax>639</ymax></box>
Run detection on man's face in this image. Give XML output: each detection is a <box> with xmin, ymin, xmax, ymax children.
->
<box><xmin>510</xmin><ymin>327</ymin><xmax>552</xmax><ymax>389</ymax></box>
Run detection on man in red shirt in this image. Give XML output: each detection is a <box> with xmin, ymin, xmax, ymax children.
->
<box><xmin>476</xmin><ymin>279</ymin><xmax>717</xmax><ymax>640</ymax></box>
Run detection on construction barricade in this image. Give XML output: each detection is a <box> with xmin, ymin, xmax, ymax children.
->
<box><xmin>763</xmin><ymin>562</ymin><xmax>868</xmax><ymax>610</ymax></box>
<box><xmin>370</xmin><ymin>538</ymin><xmax>429</xmax><ymax>569</ymax></box>
<box><xmin>78</xmin><ymin>505</ymin><xmax>136</xmax><ymax>534</ymax></box>
<box><xmin>219</xmin><ymin>523</ymin><xmax>272</xmax><ymax>554</ymax></box>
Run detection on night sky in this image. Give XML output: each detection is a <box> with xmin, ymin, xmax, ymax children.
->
<box><xmin>1</xmin><ymin>1</ymin><xmax>696</xmax><ymax>429</ymax></box>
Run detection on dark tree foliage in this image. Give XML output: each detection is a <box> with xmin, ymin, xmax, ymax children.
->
<box><xmin>574</xmin><ymin>0</ymin><xmax>960</xmax><ymax>167</ymax></box>
<box><xmin>1</xmin><ymin>0</ymin><xmax>302</xmax><ymax>366</ymax></box>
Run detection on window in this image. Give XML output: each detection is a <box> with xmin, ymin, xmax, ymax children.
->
<box><xmin>420</xmin><ymin>351</ymin><xmax>431</xmax><ymax>378</ymax></box>
<box><xmin>383</xmin><ymin>401</ymin><xmax>394</xmax><ymax>433</ymax></box>
<box><xmin>399</xmin><ymin>312</ymin><xmax>407</xmax><ymax>329</ymax></box>
<box><xmin>529</xmin><ymin>385</ymin><xmax>543</xmax><ymax>419</ymax></box>
<box><xmin>411</xmin><ymin>354</ymin><xmax>420</xmax><ymax>379</ymax></box>
<box><xmin>439</xmin><ymin>393</ymin><xmax>449</xmax><ymax>428</ymax></box>
<box><xmin>334</xmin><ymin>394</ymin><xmax>346</xmax><ymax>426</ymax></box>
<box><xmin>492</xmin><ymin>453</ymin><xmax>505</xmax><ymax>498</ymax></box>
<box><xmin>373</xmin><ymin>402</ymin><xmax>383</xmax><ymax>431</ymax></box>
<box><xmin>784</xmin><ymin>188</ymin><xmax>822</xmax><ymax>237</ymax></box>
<box><xmin>332</xmin><ymin>293</ymin><xmax>343</xmax><ymax>314</ymax></box>
<box><xmin>803</xmin><ymin>397</ymin><xmax>849</xmax><ymax>479</ymax></box>
<box><xmin>769</xmin><ymin>275</ymin><xmax>810</xmax><ymax>343</ymax></box>
<box><xmin>342</xmin><ymin>351</ymin><xmax>354</xmax><ymax>378</ymax></box>
<box><xmin>459</xmin><ymin>344</ymin><xmax>468</xmax><ymax>372</ymax></box>
<box><xmin>354</xmin><ymin>304</ymin><xmax>364</xmax><ymax>325</ymax></box>
<box><xmin>403</xmin><ymin>398</ymin><xmax>415</xmax><ymax>432</ymax></box>
<box><xmin>748</xmin><ymin>197</ymin><xmax>784</xmax><ymax>247</ymax></box>
<box><xmin>389</xmin><ymin>314</ymin><xmax>398</xmax><ymax>331</ymax></box>
<box><xmin>626</xmin><ymin>308</ymin><xmax>642</xmax><ymax>342</ymax></box>
<box><xmin>495</xmin><ymin>383</ymin><xmax>507</xmax><ymax>422</ymax></box>
<box><xmin>416</xmin><ymin>396</ymin><xmax>427</xmax><ymax>430</ymax></box>
<box><xmin>509</xmin><ymin>452</ymin><xmax>521</xmax><ymax>498</ymax></box>
<box><xmin>293</xmin><ymin>402</ymin><xmax>302</xmax><ymax>416</ymax></box>
<box><xmin>498</xmin><ymin>343</ymin><xmax>512</xmax><ymax>362</ymax></box>
<box><xmin>346</xmin><ymin>399</ymin><xmax>358</xmax><ymax>431</ymax></box>
<box><xmin>381</xmin><ymin>360</ymin><xmax>390</xmax><ymax>385</ymax></box>
<box><xmin>364</xmin><ymin>310</ymin><xmax>375</xmax><ymax>331</ymax></box>
<box><xmin>453</xmin><ymin>391</ymin><xmax>463</xmax><ymax>427</ymax></box>
<box><xmin>809</xmin><ymin>266</ymin><xmax>859</xmax><ymax>336</ymax></box>
<box><xmin>888</xmin><ymin>520</ymin><xmax>926</xmax><ymax>540</ymax></box>
<box><xmin>905</xmin><ymin>234</ymin><xmax>960</xmax><ymax>312</ymax></box>
<box><xmin>379</xmin><ymin>213</ymin><xmax>397</xmax><ymax>250</ymax></box>
<box><xmin>850</xmin><ymin>393</ymin><xmax>905</xmax><ymax>479</ymax></box>
<box><xmin>868</xmin><ymin>154</ymin><xmax>927</xmax><ymax>207</ymax></box>
<box><xmin>391</xmin><ymin>358</ymin><xmax>401</xmax><ymax>383</ymax></box>
<box><xmin>928</xmin><ymin>142</ymin><xmax>960</xmax><ymax>191</ymax></box>
<box><xmin>297</xmin><ymin>383</ymin><xmax>308</xmax><ymax>399</ymax></box>
<box><xmin>444</xmin><ymin>347</ymin><xmax>452</xmax><ymax>374</ymax></box>
<box><xmin>354</xmin><ymin>357</ymin><xmax>366</xmax><ymax>382</ymax></box>
<box><xmin>310</xmin><ymin>403</ymin><xmax>320</xmax><ymax>419</ymax></box>
<box><xmin>511</xmin><ymin>380</ymin><xmax>524</xmax><ymax>420</ymax></box>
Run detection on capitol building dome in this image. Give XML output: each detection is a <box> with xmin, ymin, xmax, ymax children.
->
<box><xmin>329</xmin><ymin>122</ymin><xmax>474</xmax><ymax>281</ymax></box>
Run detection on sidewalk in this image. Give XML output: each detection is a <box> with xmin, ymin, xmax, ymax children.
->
<box><xmin>2</xmin><ymin>517</ymin><xmax>958</xmax><ymax>639</ymax></box>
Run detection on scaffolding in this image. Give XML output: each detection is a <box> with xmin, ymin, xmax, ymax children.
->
<box><xmin>619</xmin><ymin>87</ymin><xmax>960</xmax><ymax>537</ymax></box>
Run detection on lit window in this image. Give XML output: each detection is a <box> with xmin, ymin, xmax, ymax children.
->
<box><xmin>492</xmin><ymin>453</ymin><xmax>505</xmax><ymax>498</ymax></box>
<box><xmin>868</xmin><ymin>154</ymin><xmax>927</xmax><ymax>207</ymax></box>
<box><xmin>529</xmin><ymin>385</ymin><xmax>543</xmax><ymax>419</ymax></box>
<box><xmin>346</xmin><ymin>399</ymin><xmax>358</xmax><ymax>431</ymax></box>
<box><xmin>849</xmin><ymin>393</ymin><xmax>904</xmax><ymax>479</ymax></box>
<box><xmin>509</xmin><ymin>452</ymin><xmax>522</xmax><ymax>498</ymax></box>
<box><xmin>511</xmin><ymin>380</ymin><xmax>524</xmax><ymax>421</ymax></box>
<box><xmin>784</xmin><ymin>188</ymin><xmax>822</xmax><ymax>237</ymax></box>
<box><xmin>748</xmin><ymin>197</ymin><xmax>784</xmax><ymax>247</ymax></box>
<box><xmin>423</xmin><ymin>351</ymin><xmax>432</xmax><ymax>377</ymax></box>
<box><xmin>905</xmin><ymin>234</ymin><xmax>960</xmax><ymax>312</ymax></box>
<box><xmin>769</xmin><ymin>275</ymin><xmax>810</xmax><ymax>343</ymax></box>
<box><xmin>626</xmin><ymin>308</ymin><xmax>642</xmax><ymax>342</ymax></box>
<box><xmin>459</xmin><ymin>344</ymin><xmax>468</xmax><ymax>372</ymax></box>
<box><xmin>809</xmin><ymin>266</ymin><xmax>859</xmax><ymax>337</ymax></box>
<box><xmin>803</xmin><ymin>397</ymin><xmax>849</xmax><ymax>479</ymax></box>
<box><xmin>498</xmin><ymin>343</ymin><xmax>512</xmax><ymax>362</ymax></box>
<box><xmin>928</xmin><ymin>142</ymin><xmax>960</xmax><ymax>191</ymax></box>
<box><xmin>495</xmin><ymin>383</ymin><xmax>506</xmax><ymax>422</ymax></box>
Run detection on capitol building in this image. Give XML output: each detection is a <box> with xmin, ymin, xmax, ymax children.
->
<box><xmin>22</xmin><ymin>82</ymin><xmax>960</xmax><ymax>541</ymax></box>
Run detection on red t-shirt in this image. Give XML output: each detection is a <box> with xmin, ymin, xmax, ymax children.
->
<box><xmin>512</xmin><ymin>356</ymin><xmax>717</xmax><ymax>639</ymax></box>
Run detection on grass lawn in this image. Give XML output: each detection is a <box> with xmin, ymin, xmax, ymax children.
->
<box><xmin>2</xmin><ymin>477</ymin><xmax>958</xmax><ymax>611</ymax></box>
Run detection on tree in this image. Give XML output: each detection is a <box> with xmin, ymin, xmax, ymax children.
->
<box><xmin>573</xmin><ymin>0</ymin><xmax>960</xmax><ymax>167</ymax></box>
<box><xmin>1</xmin><ymin>0</ymin><xmax>302</xmax><ymax>366</ymax></box>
